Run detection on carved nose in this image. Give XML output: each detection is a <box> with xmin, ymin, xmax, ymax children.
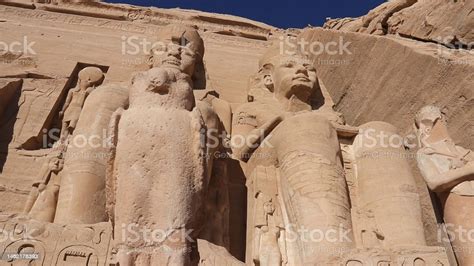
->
<box><xmin>295</xmin><ymin>66</ymin><xmax>308</xmax><ymax>76</ymax></box>
<box><xmin>168</xmin><ymin>46</ymin><xmax>182</xmax><ymax>58</ymax></box>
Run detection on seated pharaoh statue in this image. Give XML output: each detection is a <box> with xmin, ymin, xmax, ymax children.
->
<box><xmin>415</xmin><ymin>105</ymin><xmax>474</xmax><ymax>265</ymax></box>
<box><xmin>232</xmin><ymin>48</ymin><xmax>353</xmax><ymax>265</ymax></box>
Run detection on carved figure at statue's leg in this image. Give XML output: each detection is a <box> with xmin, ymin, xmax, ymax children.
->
<box><xmin>54</xmin><ymin>82</ymin><xmax>129</xmax><ymax>224</ymax></box>
<box><xmin>23</xmin><ymin>153</ymin><xmax>64</xmax><ymax>222</ymax></box>
<box><xmin>58</xmin><ymin>66</ymin><xmax>104</xmax><ymax>145</ymax></box>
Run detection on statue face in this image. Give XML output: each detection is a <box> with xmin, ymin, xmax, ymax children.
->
<box><xmin>151</xmin><ymin>26</ymin><xmax>204</xmax><ymax>77</ymax></box>
<box><xmin>415</xmin><ymin>106</ymin><xmax>443</xmax><ymax>139</ymax></box>
<box><xmin>418</xmin><ymin>119</ymin><xmax>435</xmax><ymax>135</ymax></box>
<box><xmin>153</xmin><ymin>42</ymin><xmax>198</xmax><ymax>77</ymax></box>
<box><xmin>77</xmin><ymin>67</ymin><xmax>104</xmax><ymax>90</ymax></box>
<box><xmin>263</xmin><ymin>201</ymin><xmax>275</xmax><ymax>215</ymax></box>
<box><xmin>270</xmin><ymin>57</ymin><xmax>317</xmax><ymax>102</ymax></box>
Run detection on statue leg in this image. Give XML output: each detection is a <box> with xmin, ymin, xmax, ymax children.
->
<box><xmin>59</xmin><ymin>120</ymin><xmax>69</xmax><ymax>143</ymax></box>
<box><xmin>441</xmin><ymin>192</ymin><xmax>474</xmax><ymax>265</ymax></box>
<box><xmin>271</xmin><ymin>114</ymin><xmax>353</xmax><ymax>263</ymax></box>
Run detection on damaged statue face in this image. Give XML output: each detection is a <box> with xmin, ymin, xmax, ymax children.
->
<box><xmin>150</xmin><ymin>25</ymin><xmax>204</xmax><ymax>77</ymax></box>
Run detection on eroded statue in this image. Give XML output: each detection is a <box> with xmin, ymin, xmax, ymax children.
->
<box><xmin>107</xmin><ymin>25</ymin><xmax>221</xmax><ymax>265</ymax></box>
<box><xmin>415</xmin><ymin>105</ymin><xmax>474</xmax><ymax>265</ymax></box>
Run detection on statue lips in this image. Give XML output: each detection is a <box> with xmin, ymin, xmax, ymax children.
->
<box><xmin>162</xmin><ymin>56</ymin><xmax>181</xmax><ymax>69</ymax></box>
<box><xmin>292</xmin><ymin>73</ymin><xmax>310</xmax><ymax>82</ymax></box>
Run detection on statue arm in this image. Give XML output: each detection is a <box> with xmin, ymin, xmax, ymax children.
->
<box><xmin>253</xmin><ymin>227</ymin><xmax>261</xmax><ymax>263</ymax></box>
<box><xmin>210</xmin><ymin>97</ymin><xmax>232</xmax><ymax>135</ymax></box>
<box><xmin>427</xmin><ymin>161</ymin><xmax>474</xmax><ymax>193</ymax></box>
<box><xmin>279</xmin><ymin>229</ymin><xmax>288</xmax><ymax>265</ymax></box>
<box><xmin>233</xmin><ymin>115</ymin><xmax>283</xmax><ymax>162</ymax></box>
<box><xmin>62</xmin><ymin>90</ymin><xmax>73</xmax><ymax>112</ymax></box>
<box><xmin>418</xmin><ymin>152</ymin><xmax>474</xmax><ymax>192</ymax></box>
<box><xmin>105</xmin><ymin>107</ymin><xmax>124</xmax><ymax>224</ymax></box>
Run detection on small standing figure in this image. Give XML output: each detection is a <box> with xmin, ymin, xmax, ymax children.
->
<box><xmin>253</xmin><ymin>196</ymin><xmax>287</xmax><ymax>266</ymax></box>
<box><xmin>59</xmin><ymin>67</ymin><xmax>104</xmax><ymax>144</ymax></box>
<box><xmin>23</xmin><ymin>153</ymin><xmax>64</xmax><ymax>222</ymax></box>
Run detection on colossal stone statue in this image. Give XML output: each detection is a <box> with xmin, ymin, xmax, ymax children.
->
<box><xmin>415</xmin><ymin>105</ymin><xmax>474</xmax><ymax>265</ymax></box>
<box><xmin>109</xmin><ymin>66</ymin><xmax>206</xmax><ymax>265</ymax></box>
<box><xmin>232</xmin><ymin>48</ymin><xmax>353</xmax><ymax>264</ymax></box>
<box><xmin>59</xmin><ymin>66</ymin><xmax>104</xmax><ymax>144</ymax></box>
<box><xmin>147</xmin><ymin>24</ymin><xmax>234</xmax><ymax>253</ymax></box>
<box><xmin>107</xmin><ymin>25</ymin><xmax>226</xmax><ymax>265</ymax></box>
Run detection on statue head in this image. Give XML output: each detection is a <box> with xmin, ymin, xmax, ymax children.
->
<box><xmin>150</xmin><ymin>24</ymin><xmax>206</xmax><ymax>89</ymax></box>
<box><xmin>263</xmin><ymin>200</ymin><xmax>275</xmax><ymax>215</ymax></box>
<box><xmin>415</xmin><ymin>105</ymin><xmax>442</xmax><ymax>133</ymax></box>
<box><xmin>77</xmin><ymin>67</ymin><xmax>104</xmax><ymax>90</ymax></box>
<box><xmin>263</xmin><ymin>55</ymin><xmax>317</xmax><ymax>103</ymax></box>
<box><xmin>248</xmin><ymin>45</ymin><xmax>320</xmax><ymax>108</ymax></box>
<box><xmin>415</xmin><ymin>105</ymin><xmax>450</xmax><ymax>148</ymax></box>
<box><xmin>48</xmin><ymin>156</ymin><xmax>64</xmax><ymax>173</ymax></box>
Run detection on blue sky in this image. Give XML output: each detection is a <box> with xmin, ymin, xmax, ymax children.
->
<box><xmin>105</xmin><ymin>0</ymin><xmax>386</xmax><ymax>28</ymax></box>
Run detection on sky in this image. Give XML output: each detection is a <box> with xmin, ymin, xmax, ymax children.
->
<box><xmin>105</xmin><ymin>0</ymin><xmax>387</xmax><ymax>29</ymax></box>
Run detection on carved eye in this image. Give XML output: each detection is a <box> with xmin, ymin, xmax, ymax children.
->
<box><xmin>181</xmin><ymin>37</ymin><xmax>190</xmax><ymax>46</ymax></box>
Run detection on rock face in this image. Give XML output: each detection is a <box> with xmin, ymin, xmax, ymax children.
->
<box><xmin>325</xmin><ymin>0</ymin><xmax>474</xmax><ymax>47</ymax></box>
<box><xmin>0</xmin><ymin>0</ymin><xmax>472</xmax><ymax>265</ymax></box>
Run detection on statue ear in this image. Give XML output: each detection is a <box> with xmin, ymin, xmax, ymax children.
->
<box><xmin>261</xmin><ymin>63</ymin><xmax>274</xmax><ymax>91</ymax></box>
<box><xmin>263</xmin><ymin>74</ymin><xmax>274</xmax><ymax>91</ymax></box>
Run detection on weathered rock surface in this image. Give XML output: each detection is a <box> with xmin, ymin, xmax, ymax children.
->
<box><xmin>325</xmin><ymin>0</ymin><xmax>474</xmax><ymax>48</ymax></box>
<box><xmin>300</xmin><ymin>28</ymin><xmax>474</xmax><ymax>149</ymax></box>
